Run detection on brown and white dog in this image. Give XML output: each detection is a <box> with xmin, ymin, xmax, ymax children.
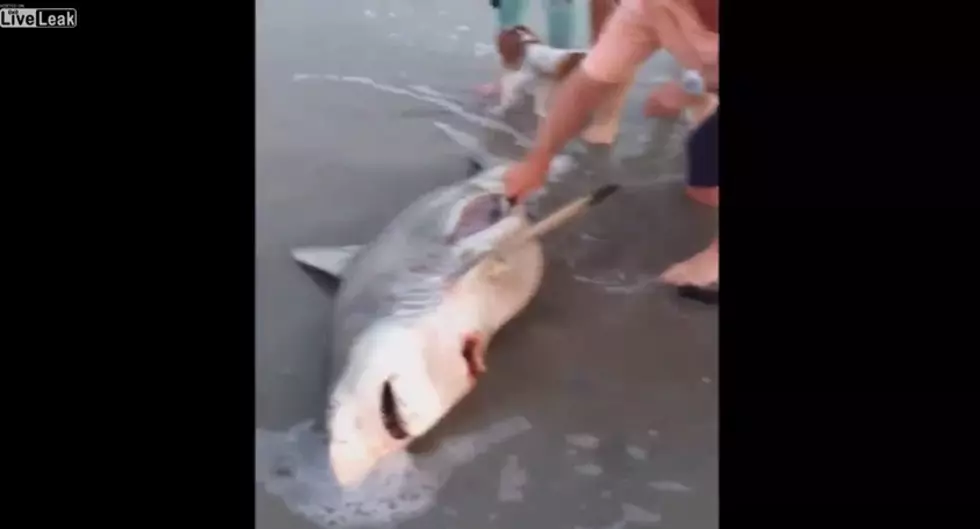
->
<box><xmin>492</xmin><ymin>26</ymin><xmax>587</xmax><ymax>118</ymax></box>
<box><xmin>492</xmin><ymin>25</ymin><xmax>631</xmax><ymax>145</ymax></box>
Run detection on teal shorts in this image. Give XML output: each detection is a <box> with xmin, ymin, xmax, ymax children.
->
<box><xmin>494</xmin><ymin>0</ymin><xmax>579</xmax><ymax>49</ymax></box>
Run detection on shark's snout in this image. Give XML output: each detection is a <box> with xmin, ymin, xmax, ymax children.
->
<box><xmin>327</xmin><ymin>400</ymin><xmax>397</xmax><ymax>487</ymax></box>
<box><xmin>329</xmin><ymin>437</ymin><xmax>376</xmax><ymax>487</ymax></box>
<box><xmin>324</xmin><ymin>298</ymin><xmax>505</xmax><ymax>487</ymax></box>
<box><xmin>327</xmin><ymin>377</ymin><xmax>419</xmax><ymax>487</ymax></box>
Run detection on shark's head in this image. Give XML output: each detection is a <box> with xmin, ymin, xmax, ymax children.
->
<box><xmin>297</xmin><ymin>169</ymin><xmax>552</xmax><ymax>488</ymax></box>
<box><xmin>326</xmin><ymin>313</ymin><xmax>486</xmax><ymax>487</ymax></box>
<box><xmin>324</xmin><ymin>194</ymin><xmax>540</xmax><ymax>487</ymax></box>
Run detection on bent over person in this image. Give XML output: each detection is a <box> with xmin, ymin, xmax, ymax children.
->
<box><xmin>503</xmin><ymin>0</ymin><xmax>720</xmax><ymax>300</ymax></box>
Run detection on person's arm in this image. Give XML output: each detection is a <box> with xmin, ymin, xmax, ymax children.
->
<box><xmin>506</xmin><ymin>4</ymin><xmax>658</xmax><ymax>200</ymax></box>
<box><xmin>640</xmin><ymin>1</ymin><xmax>718</xmax><ymax>118</ymax></box>
<box><xmin>648</xmin><ymin>1</ymin><xmax>718</xmax><ymax>89</ymax></box>
<box><xmin>524</xmin><ymin>70</ymin><xmax>619</xmax><ymax>165</ymax></box>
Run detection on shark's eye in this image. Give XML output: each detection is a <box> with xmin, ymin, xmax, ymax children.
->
<box><xmin>380</xmin><ymin>381</ymin><xmax>409</xmax><ymax>440</ymax></box>
<box><xmin>448</xmin><ymin>194</ymin><xmax>508</xmax><ymax>242</ymax></box>
<box><xmin>487</xmin><ymin>198</ymin><xmax>504</xmax><ymax>223</ymax></box>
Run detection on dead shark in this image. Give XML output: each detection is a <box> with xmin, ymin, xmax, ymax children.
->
<box><xmin>292</xmin><ymin>160</ymin><xmax>579</xmax><ymax>487</ymax></box>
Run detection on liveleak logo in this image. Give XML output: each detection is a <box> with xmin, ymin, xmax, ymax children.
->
<box><xmin>0</xmin><ymin>6</ymin><xmax>76</xmax><ymax>28</ymax></box>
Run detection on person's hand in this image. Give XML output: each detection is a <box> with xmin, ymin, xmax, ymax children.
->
<box><xmin>644</xmin><ymin>81</ymin><xmax>687</xmax><ymax>118</ymax></box>
<box><xmin>503</xmin><ymin>155</ymin><xmax>551</xmax><ymax>203</ymax></box>
<box><xmin>644</xmin><ymin>80</ymin><xmax>714</xmax><ymax>119</ymax></box>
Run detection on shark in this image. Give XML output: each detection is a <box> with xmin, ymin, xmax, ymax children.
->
<box><xmin>292</xmin><ymin>159</ymin><xmax>582</xmax><ymax>487</ymax></box>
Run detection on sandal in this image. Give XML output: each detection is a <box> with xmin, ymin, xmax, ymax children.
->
<box><xmin>677</xmin><ymin>283</ymin><xmax>718</xmax><ymax>305</ymax></box>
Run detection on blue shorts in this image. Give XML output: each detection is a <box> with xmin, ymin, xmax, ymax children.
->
<box><xmin>686</xmin><ymin>111</ymin><xmax>718</xmax><ymax>188</ymax></box>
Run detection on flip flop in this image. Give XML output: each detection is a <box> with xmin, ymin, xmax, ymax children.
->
<box><xmin>677</xmin><ymin>283</ymin><xmax>718</xmax><ymax>305</ymax></box>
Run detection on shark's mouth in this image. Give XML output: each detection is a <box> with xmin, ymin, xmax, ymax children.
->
<box><xmin>380</xmin><ymin>381</ymin><xmax>410</xmax><ymax>440</ymax></box>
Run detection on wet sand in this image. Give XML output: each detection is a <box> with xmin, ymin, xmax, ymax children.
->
<box><xmin>256</xmin><ymin>1</ymin><xmax>717</xmax><ymax>528</ymax></box>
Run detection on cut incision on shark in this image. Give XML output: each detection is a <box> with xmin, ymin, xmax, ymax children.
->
<box><xmin>292</xmin><ymin>161</ymin><xmax>618</xmax><ymax>487</ymax></box>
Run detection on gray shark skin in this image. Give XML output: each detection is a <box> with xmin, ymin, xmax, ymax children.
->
<box><xmin>292</xmin><ymin>161</ymin><xmax>573</xmax><ymax>487</ymax></box>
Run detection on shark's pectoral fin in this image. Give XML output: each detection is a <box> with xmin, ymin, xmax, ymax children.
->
<box><xmin>291</xmin><ymin>245</ymin><xmax>362</xmax><ymax>279</ymax></box>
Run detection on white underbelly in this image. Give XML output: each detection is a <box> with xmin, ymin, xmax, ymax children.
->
<box><xmin>409</xmin><ymin>235</ymin><xmax>543</xmax><ymax>435</ymax></box>
<box><xmin>456</xmin><ymin>217</ymin><xmax>545</xmax><ymax>336</ymax></box>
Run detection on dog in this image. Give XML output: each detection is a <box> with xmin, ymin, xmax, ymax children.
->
<box><xmin>491</xmin><ymin>25</ymin><xmax>630</xmax><ymax>145</ymax></box>
<box><xmin>491</xmin><ymin>26</ymin><xmax>588</xmax><ymax>118</ymax></box>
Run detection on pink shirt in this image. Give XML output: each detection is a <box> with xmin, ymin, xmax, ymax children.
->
<box><xmin>582</xmin><ymin>0</ymin><xmax>719</xmax><ymax>85</ymax></box>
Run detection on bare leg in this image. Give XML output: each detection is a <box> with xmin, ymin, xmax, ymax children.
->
<box><xmin>661</xmin><ymin>101</ymin><xmax>718</xmax><ymax>291</ymax></box>
<box><xmin>497</xmin><ymin>0</ymin><xmax>531</xmax><ymax>41</ymax></box>
<box><xmin>580</xmin><ymin>0</ymin><xmax>629</xmax><ymax>145</ymax></box>
<box><xmin>581</xmin><ymin>73</ymin><xmax>631</xmax><ymax>144</ymax></box>
<box><xmin>686</xmin><ymin>185</ymin><xmax>718</xmax><ymax>206</ymax></box>
<box><xmin>544</xmin><ymin>0</ymin><xmax>576</xmax><ymax>49</ymax></box>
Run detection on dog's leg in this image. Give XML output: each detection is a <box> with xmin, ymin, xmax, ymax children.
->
<box><xmin>491</xmin><ymin>69</ymin><xmax>533</xmax><ymax>116</ymax></box>
<box><xmin>532</xmin><ymin>78</ymin><xmax>557</xmax><ymax>124</ymax></box>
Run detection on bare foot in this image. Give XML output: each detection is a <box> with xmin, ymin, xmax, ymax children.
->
<box><xmin>660</xmin><ymin>240</ymin><xmax>719</xmax><ymax>287</ymax></box>
<box><xmin>686</xmin><ymin>186</ymin><xmax>718</xmax><ymax>207</ymax></box>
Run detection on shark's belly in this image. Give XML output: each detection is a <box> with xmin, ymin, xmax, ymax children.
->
<box><xmin>455</xmin><ymin>225</ymin><xmax>545</xmax><ymax>338</ymax></box>
<box><xmin>413</xmin><ymin>235</ymin><xmax>544</xmax><ymax>427</ymax></box>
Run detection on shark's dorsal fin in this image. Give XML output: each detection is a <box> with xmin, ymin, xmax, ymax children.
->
<box><xmin>291</xmin><ymin>245</ymin><xmax>362</xmax><ymax>279</ymax></box>
<box><xmin>433</xmin><ymin>121</ymin><xmax>506</xmax><ymax>172</ymax></box>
